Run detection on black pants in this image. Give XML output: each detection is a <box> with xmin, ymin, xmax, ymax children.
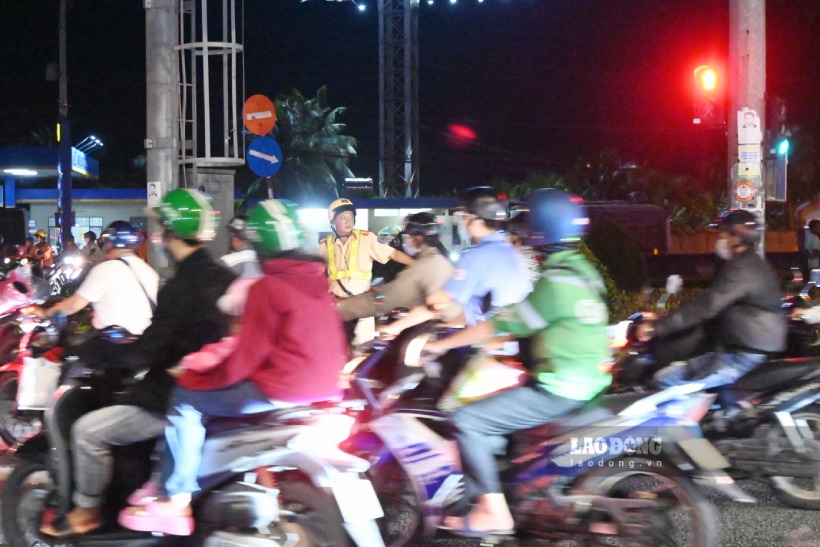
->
<box><xmin>450</xmin><ymin>384</ymin><xmax>583</xmax><ymax>499</ymax></box>
<box><xmin>343</xmin><ymin>319</ymin><xmax>358</xmax><ymax>345</ymax></box>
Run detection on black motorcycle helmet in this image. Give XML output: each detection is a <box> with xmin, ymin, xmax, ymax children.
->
<box><xmin>403</xmin><ymin>212</ymin><xmax>441</xmax><ymax>236</ymax></box>
<box><xmin>461</xmin><ymin>186</ymin><xmax>509</xmax><ymax>222</ymax></box>
<box><xmin>709</xmin><ymin>209</ymin><xmax>761</xmax><ymax>244</ymax></box>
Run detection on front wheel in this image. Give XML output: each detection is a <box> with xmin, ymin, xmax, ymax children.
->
<box><xmin>576</xmin><ymin>457</ymin><xmax>719</xmax><ymax>547</ymax></box>
<box><xmin>1</xmin><ymin>461</ymin><xmax>59</xmax><ymax>547</ymax></box>
<box><xmin>768</xmin><ymin>405</ymin><xmax>820</xmax><ymax>509</ymax></box>
<box><xmin>0</xmin><ymin>372</ymin><xmax>43</xmax><ymax>447</ymax></box>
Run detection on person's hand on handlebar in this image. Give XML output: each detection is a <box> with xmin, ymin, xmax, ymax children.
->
<box><xmin>421</xmin><ymin>338</ymin><xmax>449</xmax><ymax>358</ymax></box>
<box><xmin>32</xmin><ymin>306</ymin><xmax>51</xmax><ymax>320</ymax></box>
<box><xmin>635</xmin><ymin>319</ymin><xmax>655</xmax><ymax>342</ymax></box>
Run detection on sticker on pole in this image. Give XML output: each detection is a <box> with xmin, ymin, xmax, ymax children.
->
<box><xmin>735</xmin><ymin>180</ymin><xmax>755</xmax><ymax>202</ymax></box>
<box><xmin>243</xmin><ymin>94</ymin><xmax>276</xmax><ymax>136</ymax></box>
<box><xmin>247</xmin><ymin>137</ymin><xmax>283</xmax><ymax>177</ymax></box>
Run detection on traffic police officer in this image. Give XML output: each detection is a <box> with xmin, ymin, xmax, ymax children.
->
<box><xmin>319</xmin><ymin>198</ymin><xmax>413</xmax><ymax>343</ymax></box>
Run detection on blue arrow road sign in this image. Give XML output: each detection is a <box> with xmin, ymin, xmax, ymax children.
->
<box><xmin>247</xmin><ymin>137</ymin><xmax>283</xmax><ymax>177</ymax></box>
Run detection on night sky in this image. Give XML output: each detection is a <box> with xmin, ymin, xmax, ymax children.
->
<box><xmin>0</xmin><ymin>0</ymin><xmax>817</xmax><ymax>195</ymax></box>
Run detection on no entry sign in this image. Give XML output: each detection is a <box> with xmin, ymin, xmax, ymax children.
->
<box><xmin>243</xmin><ymin>94</ymin><xmax>276</xmax><ymax>136</ymax></box>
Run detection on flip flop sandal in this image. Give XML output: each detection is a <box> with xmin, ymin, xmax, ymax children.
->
<box><xmin>439</xmin><ymin>516</ymin><xmax>514</xmax><ymax>539</ymax></box>
<box><xmin>118</xmin><ymin>501</ymin><xmax>194</xmax><ymax>536</ymax></box>
<box><xmin>40</xmin><ymin>515</ymin><xmax>102</xmax><ymax>538</ymax></box>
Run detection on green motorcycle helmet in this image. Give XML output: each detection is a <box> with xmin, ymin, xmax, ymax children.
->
<box><xmin>154</xmin><ymin>188</ymin><xmax>218</xmax><ymax>241</ymax></box>
<box><xmin>245</xmin><ymin>199</ymin><xmax>305</xmax><ymax>256</ymax></box>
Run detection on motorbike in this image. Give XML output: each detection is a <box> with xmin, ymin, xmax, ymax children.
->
<box><xmin>340</xmin><ymin>324</ymin><xmax>732</xmax><ymax>546</ymax></box>
<box><xmin>0</xmin><ymin>270</ymin><xmax>55</xmax><ymax>446</ymax></box>
<box><xmin>2</xmin><ymin>350</ymin><xmax>387</xmax><ymax>547</ymax></box>
<box><xmin>607</xmin><ymin>276</ymin><xmax>820</xmax><ymax>510</ymax></box>
<box><xmin>45</xmin><ymin>253</ymin><xmax>89</xmax><ymax>296</ymax></box>
<box><xmin>781</xmin><ymin>268</ymin><xmax>820</xmax><ymax>357</ymax></box>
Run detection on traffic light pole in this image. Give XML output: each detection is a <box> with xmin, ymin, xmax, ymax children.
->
<box><xmin>728</xmin><ymin>0</ymin><xmax>766</xmax><ymax>252</ymax></box>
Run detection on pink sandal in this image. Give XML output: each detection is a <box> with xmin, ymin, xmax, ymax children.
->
<box><xmin>118</xmin><ymin>500</ymin><xmax>194</xmax><ymax>536</ymax></box>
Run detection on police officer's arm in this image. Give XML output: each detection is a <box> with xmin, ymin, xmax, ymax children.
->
<box><xmin>389</xmin><ymin>248</ymin><xmax>414</xmax><ymax>265</ymax></box>
<box><xmin>366</xmin><ymin>232</ymin><xmax>413</xmax><ymax>265</ymax></box>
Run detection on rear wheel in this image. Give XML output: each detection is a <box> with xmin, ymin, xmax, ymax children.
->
<box><xmin>769</xmin><ymin>405</ymin><xmax>820</xmax><ymax>509</ymax></box>
<box><xmin>277</xmin><ymin>478</ymin><xmax>352</xmax><ymax>547</ymax></box>
<box><xmin>367</xmin><ymin>458</ymin><xmax>422</xmax><ymax>547</ymax></box>
<box><xmin>1</xmin><ymin>461</ymin><xmax>59</xmax><ymax>547</ymax></box>
<box><xmin>576</xmin><ymin>457</ymin><xmax>719</xmax><ymax>547</ymax></box>
<box><xmin>0</xmin><ymin>372</ymin><xmax>43</xmax><ymax>447</ymax></box>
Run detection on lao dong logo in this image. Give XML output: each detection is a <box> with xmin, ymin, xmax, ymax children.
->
<box><xmin>570</xmin><ymin>436</ymin><xmax>663</xmax><ymax>457</ymax></box>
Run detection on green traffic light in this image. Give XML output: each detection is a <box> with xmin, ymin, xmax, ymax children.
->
<box><xmin>777</xmin><ymin>138</ymin><xmax>790</xmax><ymax>155</ymax></box>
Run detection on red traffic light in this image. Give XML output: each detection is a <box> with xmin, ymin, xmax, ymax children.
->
<box><xmin>694</xmin><ymin>66</ymin><xmax>719</xmax><ymax>92</ymax></box>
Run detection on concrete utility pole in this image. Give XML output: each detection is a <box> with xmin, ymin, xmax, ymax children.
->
<box><xmin>728</xmin><ymin>0</ymin><xmax>766</xmax><ymax>246</ymax></box>
<box><xmin>145</xmin><ymin>0</ymin><xmax>179</xmax><ymax>271</ymax></box>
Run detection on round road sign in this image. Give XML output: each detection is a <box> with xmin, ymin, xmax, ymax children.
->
<box><xmin>247</xmin><ymin>137</ymin><xmax>283</xmax><ymax>177</ymax></box>
<box><xmin>243</xmin><ymin>94</ymin><xmax>276</xmax><ymax>136</ymax></box>
<box><xmin>735</xmin><ymin>181</ymin><xmax>755</xmax><ymax>202</ymax></box>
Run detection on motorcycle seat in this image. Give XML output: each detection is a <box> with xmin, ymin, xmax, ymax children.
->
<box><xmin>515</xmin><ymin>392</ymin><xmax>648</xmax><ymax>443</ymax></box>
<box><xmin>731</xmin><ymin>357</ymin><xmax>820</xmax><ymax>392</ymax></box>
<box><xmin>204</xmin><ymin>403</ymin><xmax>336</xmax><ymax>434</ymax></box>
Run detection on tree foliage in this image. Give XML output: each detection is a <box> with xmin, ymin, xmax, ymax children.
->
<box><xmin>494</xmin><ymin>148</ymin><xmax>723</xmax><ymax>234</ymax></box>
<box><xmin>240</xmin><ymin>86</ymin><xmax>357</xmax><ymax>209</ymax></box>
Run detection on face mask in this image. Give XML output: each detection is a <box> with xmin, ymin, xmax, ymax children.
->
<box><xmin>715</xmin><ymin>238</ymin><xmax>733</xmax><ymax>261</ymax></box>
<box><xmin>401</xmin><ymin>234</ymin><xmax>417</xmax><ymax>257</ymax></box>
<box><xmin>456</xmin><ymin>214</ymin><xmax>473</xmax><ymax>244</ymax></box>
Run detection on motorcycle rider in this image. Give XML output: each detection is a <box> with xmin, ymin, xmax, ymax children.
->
<box><xmin>61</xmin><ymin>234</ymin><xmax>81</xmax><ymax>256</ymax></box>
<box><xmin>81</xmin><ymin>230</ymin><xmax>104</xmax><ymax>266</ymax></box>
<box><xmin>637</xmin><ymin>209</ymin><xmax>787</xmax><ymax>396</ymax></box>
<box><xmin>119</xmin><ymin>199</ymin><xmax>347</xmax><ymax>536</ymax></box>
<box><xmin>40</xmin><ymin>188</ymin><xmax>235</xmax><ymax>537</ymax></box>
<box><xmin>34</xmin><ymin>221</ymin><xmax>158</xmax><ymax>339</ymax></box>
<box><xmin>381</xmin><ymin>186</ymin><xmax>532</xmax><ymax>343</ymax></box>
<box><xmin>423</xmin><ymin>189</ymin><xmax>612</xmax><ymax>537</ymax></box>
<box><xmin>319</xmin><ymin>197</ymin><xmax>414</xmax><ymax>343</ymax></box>
<box><xmin>219</xmin><ymin>214</ymin><xmax>262</xmax><ymax>278</ymax></box>
<box><xmin>29</xmin><ymin>228</ymin><xmax>54</xmax><ymax>274</ymax></box>
<box><xmin>336</xmin><ymin>212</ymin><xmax>455</xmax><ymax>321</ymax></box>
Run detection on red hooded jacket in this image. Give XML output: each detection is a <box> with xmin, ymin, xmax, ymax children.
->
<box><xmin>178</xmin><ymin>257</ymin><xmax>346</xmax><ymax>403</ymax></box>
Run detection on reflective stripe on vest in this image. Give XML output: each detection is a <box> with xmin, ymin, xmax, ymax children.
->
<box><xmin>327</xmin><ymin>230</ymin><xmax>372</xmax><ymax>281</ymax></box>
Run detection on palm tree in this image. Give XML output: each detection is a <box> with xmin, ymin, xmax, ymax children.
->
<box><xmin>240</xmin><ymin>86</ymin><xmax>358</xmax><ymax>208</ymax></box>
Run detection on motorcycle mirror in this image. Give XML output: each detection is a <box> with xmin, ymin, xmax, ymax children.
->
<box><xmin>665</xmin><ymin>274</ymin><xmax>683</xmax><ymax>295</ymax></box>
<box><xmin>12</xmin><ymin>281</ymin><xmax>28</xmax><ymax>294</ymax></box>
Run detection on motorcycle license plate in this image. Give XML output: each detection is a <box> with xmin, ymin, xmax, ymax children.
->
<box><xmin>678</xmin><ymin>438</ymin><xmax>730</xmax><ymax>470</ymax></box>
<box><xmin>331</xmin><ymin>476</ymin><xmax>385</xmax><ymax>523</ymax></box>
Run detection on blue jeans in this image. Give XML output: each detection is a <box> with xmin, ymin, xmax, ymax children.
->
<box><xmin>161</xmin><ymin>381</ymin><xmax>279</xmax><ymax>497</ymax></box>
<box><xmin>654</xmin><ymin>351</ymin><xmax>766</xmax><ymax>393</ymax></box>
<box><xmin>450</xmin><ymin>384</ymin><xmax>583</xmax><ymax>499</ymax></box>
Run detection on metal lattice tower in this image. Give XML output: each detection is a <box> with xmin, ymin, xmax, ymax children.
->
<box><xmin>378</xmin><ymin>0</ymin><xmax>419</xmax><ymax>197</ymax></box>
<box><xmin>176</xmin><ymin>0</ymin><xmax>245</xmax><ymax>182</ymax></box>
